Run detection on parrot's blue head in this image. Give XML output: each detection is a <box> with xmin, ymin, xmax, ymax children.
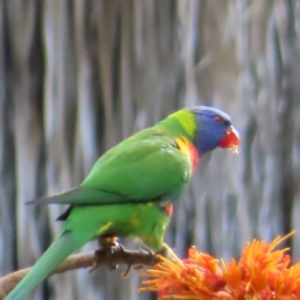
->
<box><xmin>191</xmin><ymin>106</ymin><xmax>239</xmax><ymax>155</ymax></box>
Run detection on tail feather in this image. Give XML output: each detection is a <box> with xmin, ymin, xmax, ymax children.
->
<box><xmin>5</xmin><ymin>231</ymin><xmax>86</xmax><ymax>300</ymax></box>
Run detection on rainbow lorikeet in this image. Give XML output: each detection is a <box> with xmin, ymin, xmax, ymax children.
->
<box><xmin>5</xmin><ymin>106</ymin><xmax>239</xmax><ymax>299</ymax></box>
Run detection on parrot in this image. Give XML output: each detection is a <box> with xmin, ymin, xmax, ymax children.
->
<box><xmin>5</xmin><ymin>106</ymin><xmax>239</xmax><ymax>299</ymax></box>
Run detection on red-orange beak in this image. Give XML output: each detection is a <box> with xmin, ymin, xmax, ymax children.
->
<box><xmin>217</xmin><ymin>126</ymin><xmax>240</xmax><ymax>152</ymax></box>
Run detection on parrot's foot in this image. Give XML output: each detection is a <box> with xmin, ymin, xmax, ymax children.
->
<box><xmin>156</xmin><ymin>243</ymin><xmax>173</xmax><ymax>259</ymax></box>
<box><xmin>142</xmin><ymin>242</ymin><xmax>172</xmax><ymax>258</ymax></box>
<box><xmin>122</xmin><ymin>263</ymin><xmax>144</xmax><ymax>278</ymax></box>
<box><xmin>89</xmin><ymin>239</ymin><xmax>170</xmax><ymax>277</ymax></box>
<box><xmin>121</xmin><ymin>246</ymin><xmax>154</xmax><ymax>278</ymax></box>
<box><xmin>91</xmin><ymin>242</ymin><xmax>137</xmax><ymax>277</ymax></box>
<box><xmin>141</xmin><ymin>245</ymin><xmax>155</xmax><ymax>255</ymax></box>
<box><xmin>98</xmin><ymin>236</ymin><xmax>119</xmax><ymax>249</ymax></box>
<box><xmin>120</xmin><ymin>243</ymin><xmax>173</xmax><ymax>277</ymax></box>
<box><xmin>89</xmin><ymin>237</ymin><xmax>125</xmax><ymax>273</ymax></box>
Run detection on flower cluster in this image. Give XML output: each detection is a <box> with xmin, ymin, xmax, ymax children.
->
<box><xmin>140</xmin><ymin>232</ymin><xmax>300</xmax><ymax>299</ymax></box>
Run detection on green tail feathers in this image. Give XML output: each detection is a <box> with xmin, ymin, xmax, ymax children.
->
<box><xmin>5</xmin><ymin>231</ymin><xmax>86</xmax><ymax>300</ymax></box>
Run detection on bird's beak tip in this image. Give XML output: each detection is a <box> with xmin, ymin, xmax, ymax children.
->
<box><xmin>217</xmin><ymin>126</ymin><xmax>240</xmax><ymax>153</ymax></box>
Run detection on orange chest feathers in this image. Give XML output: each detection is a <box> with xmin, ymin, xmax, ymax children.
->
<box><xmin>174</xmin><ymin>137</ymin><xmax>199</xmax><ymax>172</ymax></box>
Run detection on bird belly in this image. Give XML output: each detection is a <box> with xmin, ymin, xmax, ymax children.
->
<box><xmin>64</xmin><ymin>202</ymin><xmax>171</xmax><ymax>251</ymax></box>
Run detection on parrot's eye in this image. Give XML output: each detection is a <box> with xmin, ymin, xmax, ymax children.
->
<box><xmin>214</xmin><ymin>116</ymin><xmax>222</xmax><ymax>124</ymax></box>
<box><xmin>214</xmin><ymin>116</ymin><xmax>231</xmax><ymax>126</ymax></box>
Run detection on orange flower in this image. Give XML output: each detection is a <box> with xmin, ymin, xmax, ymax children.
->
<box><xmin>140</xmin><ymin>231</ymin><xmax>300</xmax><ymax>300</ymax></box>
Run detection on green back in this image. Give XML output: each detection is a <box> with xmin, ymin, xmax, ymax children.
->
<box><xmin>31</xmin><ymin>109</ymin><xmax>197</xmax><ymax>206</ymax></box>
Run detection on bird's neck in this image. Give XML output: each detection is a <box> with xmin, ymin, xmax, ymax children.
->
<box><xmin>156</xmin><ymin>109</ymin><xmax>197</xmax><ymax>142</ymax></box>
<box><xmin>156</xmin><ymin>110</ymin><xmax>200</xmax><ymax>171</ymax></box>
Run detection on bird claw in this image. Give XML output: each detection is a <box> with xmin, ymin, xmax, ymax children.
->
<box><xmin>89</xmin><ymin>249</ymin><xmax>103</xmax><ymax>273</ymax></box>
<box><xmin>142</xmin><ymin>243</ymin><xmax>171</xmax><ymax>259</ymax></box>
<box><xmin>104</xmin><ymin>243</ymin><xmax>125</xmax><ymax>271</ymax></box>
<box><xmin>89</xmin><ymin>239</ymin><xmax>170</xmax><ymax>275</ymax></box>
<box><xmin>141</xmin><ymin>245</ymin><xmax>155</xmax><ymax>255</ymax></box>
<box><xmin>89</xmin><ymin>238</ymin><xmax>125</xmax><ymax>273</ymax></box>
<box><xmin>121</xmin><ymin>263</ymin><xmax>144</xmax><ymax>277</ymax></box>
<box><xmin>122</xmin><ymin>264</ymin><xmax>132</xmax><ymax>277</ymax></box>
<box><xmin>156</xmin><ymin>243</ymin><xmax>172</xmax><ymax>259</ymax></box>
<box><xmin>121</xmin><ymin>246</ymin><xmax>154</xmax><ymax>277</ymax></box>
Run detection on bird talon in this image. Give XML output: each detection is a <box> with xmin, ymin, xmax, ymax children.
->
<box><xmin>121</xmin><ymin>260</ymin><xmax>144</xmax><ymax>277</ymax></box>
<box><xmin>106</xmin><ymin>244</ymin><xmax>126</xmax><ymax>271</ymax></box>
<box><xmin>122</xmin><ymin>264</ymin><xmax>132</xmax><ymax>277</ymax></box>
<box><xmin>88</xmin><ymin>264</ymin><xmax>98</xmax><ymax>273</ymax></box>
<box><xmin>141</xmin><ymin>245</ymin><xmax>155</xmax><ymax>255</ymax></box>
<box><xmin>156</xmin><ymin>243</ymin><xmax>172</xmax><ymax>259</ymax></box>
<box><xmin>114</xmin><ymin>243</ymin><xmax>125</xmax><ymax>253</ymax></box>
<box><xmin>90</xmin><ymin>239</ymin><xmax>126</xmax><ymax>273</ymax></box>
<box><xmin>89</xmin><ymin>249</ymin><xmax>103</xmax><ymax>273</ymax></box>
<box><xmin>98</xmin><ymin>237</ymin><xmax>120</xmax><ymax>249</ymax></box>
<box><xmin>88</xmin><ymin>265</ymin><xmax>97</xmax><ymax>273</ymax></box>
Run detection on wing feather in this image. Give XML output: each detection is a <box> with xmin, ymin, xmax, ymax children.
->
<box><xmin>30</xmin><ymin>129</ymin><xmax>192</xmax><ymax>206</ymax></box>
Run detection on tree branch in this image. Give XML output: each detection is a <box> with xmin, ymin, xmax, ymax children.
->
<box><xmin>0</xmin><ymin>247</ymin><xmax>160</xmax><ymax>298</ymax></box>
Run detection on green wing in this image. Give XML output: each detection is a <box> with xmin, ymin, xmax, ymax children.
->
<box><xmin>29</xmin><ymin>128</ymin><xmax>192</xmax><ymax>206</ymax></box>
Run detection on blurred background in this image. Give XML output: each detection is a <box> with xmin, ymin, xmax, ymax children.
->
<box><xmin>1</xmin><ymin>0</ymin><xmax>300</xmax><ymax>299</ymax></box>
